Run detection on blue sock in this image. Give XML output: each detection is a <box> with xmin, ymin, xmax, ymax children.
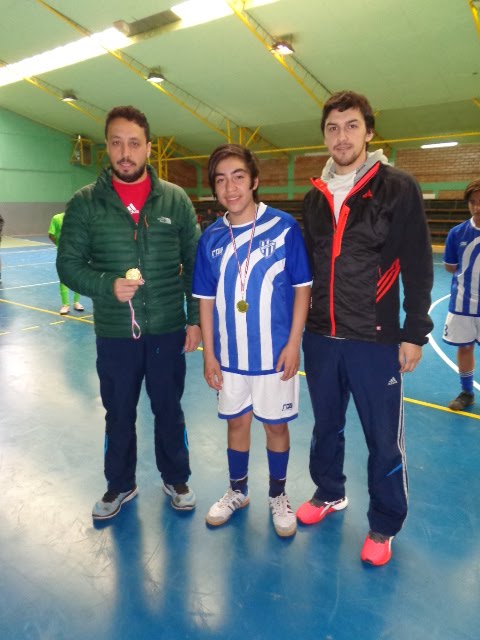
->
<box><xmin>227</xmin><ymin>448</ymin><xmax>249</xmax><ymax>495</ymax></box>
<box><xmin>267</xmin><ymin>448</ymin><xmax>289</xmax><ymax>498</ymax></box>
<box><xmin>460</xmin><ymin>371</ymin><xmax>474</xmax><ymax>394</ymax></box>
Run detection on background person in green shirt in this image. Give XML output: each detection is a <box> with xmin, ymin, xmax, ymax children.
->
<box><xmin>48</xmin><ymin>212</ymin><xmax>84</xmax><ymax>315</ymax></box>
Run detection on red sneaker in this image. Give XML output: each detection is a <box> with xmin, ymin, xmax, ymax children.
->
<box><xmin>296</xmin><ymin>496</ymin><xmax>348</xmax><ymax>525</ymax></box>
<box><xmin>361</xmin><ymin>531</ymin><xmax>393</xmax><ymax>566</ymax></box>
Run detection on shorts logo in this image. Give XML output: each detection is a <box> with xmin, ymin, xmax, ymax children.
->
<box><xmin>282</xmin><ymin>402</ymin><xmax>293</xmax><ymax>411</ymax></box>
<box><xmin>388</xmin><ymin>377</ymin><xmax>398</xmax><ymax>386</ymax></box>
<box><xmin>259</xmin><ymin>239</ymin><xmax>276</xmax><ymax>258</ymax></box>
<box><xmin>212</xmin><ymin>247</ymin><xmax>223</xmax><ymax>258</ymax></box>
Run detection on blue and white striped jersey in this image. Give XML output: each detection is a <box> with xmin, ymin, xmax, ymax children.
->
<box><xmin>193</xmin><ymin>203</ymin><xmax>312</xmax><ymax>374</ymax></box>
<box><xmin>444</xmin><ymin>218</ymin><xmax>480</xmax><ymax>316</ymax></box>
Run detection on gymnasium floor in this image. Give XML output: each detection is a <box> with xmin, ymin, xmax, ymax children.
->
<box><xmin>0</xmin><ymin>237</ymin><xmax>478</xmax><ymax>640</ymax></box>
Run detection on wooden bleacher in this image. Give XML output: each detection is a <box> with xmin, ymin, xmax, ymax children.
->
<box><xmin>423</xmin><ymin>200</ymin><xmax>468</xmax><ymax>245</ymax></box>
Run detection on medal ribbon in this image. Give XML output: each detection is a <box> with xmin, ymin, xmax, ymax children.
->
<box><xmin>128</xmin><ymin>299</ymin><xmax>141</xmax><ymax>340</ymax></box>
<box><xmin>228</xmin><ymin>207</ymin><xmax>257</xmax><ymax>307</ymax></box>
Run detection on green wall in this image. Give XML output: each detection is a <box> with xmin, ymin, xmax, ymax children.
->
<box><xmin>0</xmin><ymin>107</ymin><xmax>97</xmax><ymax>201</ymax></box>
<box><xmin>0</xmin><ymin>107</ymin><xmax>97</xmax><ymax>234</ymax></box>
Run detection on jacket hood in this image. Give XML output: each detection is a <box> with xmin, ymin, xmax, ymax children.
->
<box><xmin>321</xmin><ymin>149</ymin><xmax>389</xmax><ymax>184</ymax></box>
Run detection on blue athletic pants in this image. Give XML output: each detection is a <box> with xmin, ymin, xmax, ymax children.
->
<box><xmin>96</xmin><ymin>330</ymin><xmax>191</xmax><ymax>493</ymax></box>
<box><xmin>303</xmin><ymin>331</ymin><xmax>408</xmax><ymax>536</ymax></box>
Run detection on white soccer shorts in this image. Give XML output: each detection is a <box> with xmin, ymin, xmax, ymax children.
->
<box><xmin>443</xmin><ymin>311</ymin><xmax>480</xmax><ymax>346</ymax></box>
<box><xmin>218</xmin><ymin>370</ymin><xmax>299</xmax><ymax>424</ymax></box>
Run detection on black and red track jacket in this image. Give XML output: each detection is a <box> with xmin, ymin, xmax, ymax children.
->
<box><xmin>302</xmin><ymin>161</ymin><xmax>433</xmax><ymax>346</ymax></box>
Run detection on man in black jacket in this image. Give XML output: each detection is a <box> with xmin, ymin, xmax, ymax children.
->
<box><xmin>296</xmin><ymin>91</ymin><xmax>433</xmax><ymax>565</ymax></box>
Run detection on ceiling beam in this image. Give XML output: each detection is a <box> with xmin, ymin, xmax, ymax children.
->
<box><xmin>225</xmin><ymin>0</ymin><xmax>331</xmax><ymax>107</ymax></box>
<box><xmin>0</xmin><ymin>57</ymin><xmax>105</xmax><ymax>126</ymax></box>
<box><xmin>34</xmin><ymin>0</ymin><xmax>284</xmax><ymax>155</ymax></box>
<box><xmin>469</xmin><ymin>0</ymin><xmax>480</xmax><ymax>37</ymax></box>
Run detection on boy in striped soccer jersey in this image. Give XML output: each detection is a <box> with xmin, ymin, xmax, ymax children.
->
<box><xmin>443</xmin><ymin>179</ymin><xmax>480</xmax><ymax>411</ymax></box>
<box><xmin>193</xmin><ymin>144</ymin><xmax>312</xmax><ymax>537</ymax></box>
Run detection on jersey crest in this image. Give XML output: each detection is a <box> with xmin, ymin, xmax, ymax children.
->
<box><xmin>259</xmin><ymin>239</ymin><xmax>276</xmax><ymax>258</ymax></box>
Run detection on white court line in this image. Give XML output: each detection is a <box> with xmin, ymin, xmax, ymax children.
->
<box><xmin>0</xmin><ymin>248</ymin><xmax>55</xmax><ymax>255</ymax></box>
<box><xmin>0</xmin><ymin>281</ymin><xmax>59</xmax><ymax>291</ymax></box>
<box><xmin>428</xmin><ymin>294</ymin><xmax>480</xmax><ymax>392</ymax></box>
<box><xmin>3</xmin><ymin>262</ymin><xmax>56</xmax><ymax>269</ymax></box>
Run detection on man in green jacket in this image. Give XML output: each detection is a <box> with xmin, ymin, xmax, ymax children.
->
<box><xmin>57</xmin><ymin>105</ymin><xmax>201</xmax><ymax>520</ymax></box>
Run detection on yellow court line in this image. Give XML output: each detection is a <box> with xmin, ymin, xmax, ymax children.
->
<box><xmin>404</xmin><ymin>396</ymin><xmax>480</xmax><ymax>419</ymax></box>
<box><xmin>0</xmin><ymin>298</ymin><xmax>94</xmax><ymax>324</ymax></box>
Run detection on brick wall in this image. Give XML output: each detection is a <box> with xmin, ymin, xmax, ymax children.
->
<box><xmin>294</xmin><ymin>155</ymin><xmax>329</xmax><ymax>185</ymax></box>
<box><xmin>395</xmin><ymin>145</ymin><xmax>480</xmax><ymax>183</ymax></box>
<box><xmin>167</xmin><ymin>159</ymin><xmax>197</xmax><ymax>188</ymax></box>
<box><xmin>257</xmin><ymin>157</ymin><xmax>289</xmax><ymax>185</ymax></box>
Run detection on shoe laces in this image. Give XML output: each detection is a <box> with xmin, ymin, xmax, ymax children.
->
<box><xmin>220</xmin><ymin>488</ymin><xmax>244</xmax><ymax>505</ymax></box>
<box><xmin>270</xmin><ymin>493</ymin><xmax>293</xmax><ymax>516</ymax></box>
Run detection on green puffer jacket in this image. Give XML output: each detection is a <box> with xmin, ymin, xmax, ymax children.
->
<box><xmin>57</xmin><ymin>165</ymin><xmax>200</xmax><ymax>337</ymax></box>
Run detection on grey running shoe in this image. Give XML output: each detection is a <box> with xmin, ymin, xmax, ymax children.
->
<box><xmin>269</xmin><ymin>493</ymin><xmax>297</xmax><ymax>537</ymax></box>
<box><xmin>92</xmin><ymin>486</ymin><xmax>138</xmax><ymax>520</ymax></box>
<box><xmin>163</xmin><ymin>482</ymin><xmax>196</xmax><ymax>510</ymax></box>
<box><xmin>206</xmin><ymin>488</ymin><xmax>250</xmax><ymax>526</ymax></box>
<box><xmin>448</xmin><ymin>391</ymin><xmax>474</xmax><ymax>411</ymax></box>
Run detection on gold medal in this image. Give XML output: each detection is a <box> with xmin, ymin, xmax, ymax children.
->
<box><xmin>125</xmin><ymin>268</ymin><xmax>142</xmax><ymax>280</ymax></box>
<box><xmin>236</xmin><ymin>300</ymin><xmax>249</xmax><ymax>313</ymax></box>
<box><xmin>229</xmin><ymin>206</ymin><xmax>257</xmax><ymax>319</ymax></box>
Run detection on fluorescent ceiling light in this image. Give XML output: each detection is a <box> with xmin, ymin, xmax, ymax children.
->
<box><xmin>0</xmin><ymin>27</ymin><xmax>131</xmax><ymax>88</ymax></box>
<box><xmin>171</xmin><ymin>0</ymin><xmax>278</xmax><ymax>27</ymax></box>
<box><xmin>270</xmin><ymin>40</ymin><xmax>294</xmax><ymax>55</ymax></box>
<box><xmin>147</xmin><ymin>70</ymin><xmax>165</xmax><ymax>83</ymax></box>
<box><xmin>61</xmin><ymin>91</ymin><xmax>77</xmax><ymax>102</ymax></box>
<box><xmin>420</xmin><ymin>141</ymin><xmax>458</xmax><ymax>149</ymax></box>
<box><xmin>171</xmin><ymin>0</ymin><xmax>231</xmax><ymax>25</ymax></box>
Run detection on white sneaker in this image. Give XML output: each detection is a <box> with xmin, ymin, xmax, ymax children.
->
<box><xmin>206</xmin><ymin>488</ymin><xmax>250</xmax><ymax>526</ymax></box>
<box><xmin>163</xmin><ymin>482</ymin><xmax>196</xmax><ymax>510</ymax></box>
<box><xmin>73</xmin><ymin>302</ymin><xmax>85</xmax><ymax>311</ymax></box>
<box><xmin>92</xmin><ymin>486</ymin><xmax>138</xmax><ymax>520</ymax></box>
<box><xmin>269</xmin><ymin>493</ymin><xmax>297</xmax><ymax>537</ymax></box>
<box><xmin>59</xmin><ymin>305</ymin><xmax>70</xmax><ymax>315</ymax></box>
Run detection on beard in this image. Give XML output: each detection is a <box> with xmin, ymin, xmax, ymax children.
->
<box><xmin>331</xmin><ymin>145</ymin><xmax>366</xmax><ymax>170</ymax></box>
<box><xmin>111</xmin><ymin>160</ymin><xmax>147</xmax><ymax>183</ymax></box>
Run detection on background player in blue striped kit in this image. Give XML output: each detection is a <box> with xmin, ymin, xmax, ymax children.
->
<box><xmin>193</xmin><ymin>144</ymin><xmax>312</xmax><ymax>537</ymax></box>
<box><xmin>443</xmin><ymin>179</ymin><xmax>480</xmax><ymax>410</ymax></box>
